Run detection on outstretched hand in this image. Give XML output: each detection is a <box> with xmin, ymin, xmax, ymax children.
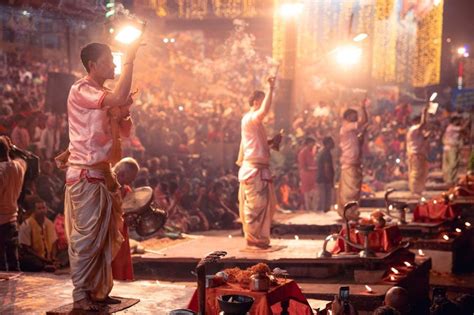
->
<box><xmin>267</xmin><ymin>76</ymin><xmax>276</xmax><ymax>89</ymax></box>
<box><xmin>125</xmin><ymin>23</ymin><xmax>146</xmax><ymax>62</ymax></box>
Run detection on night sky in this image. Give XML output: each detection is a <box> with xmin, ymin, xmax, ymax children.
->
<box><xmin>444</xmin><ymin>0</ymin><xmax>474</xmax><ymax>47</ymax></box>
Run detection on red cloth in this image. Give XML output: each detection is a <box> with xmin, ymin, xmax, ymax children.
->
<box><xmin>187</xmin><ymin>280</ymin><xmax>313</xmax><ymax>315</ymax></box>
<box><xmin>413</xmin><ymin>200</ymin><xmax>459</xmax><ymax>222</ymax></box>
<box><xmin>112</xmin><ymin>185</ymin><xmax>135</xmax><ymax>281</ymax></box>
<box><xmin>332</xmin><ymin>224</ymin><xmax>402</xmax><ymax>254</ymax></box>
<box><xmin>112</xmin><ymin>221</ymin><xmax>134</xmax><ymax>281</ymax></box>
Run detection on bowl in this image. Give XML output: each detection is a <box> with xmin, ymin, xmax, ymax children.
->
<box><xmin>217</xmin><ymin>295</ymin><xmax>255</xmax><ymax>314</ymax></box>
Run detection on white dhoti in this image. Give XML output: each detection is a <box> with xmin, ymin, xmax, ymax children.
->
<box><xmin>408</xmin><ymin>153</ymin><xmax>428</xmax><ymax>195</ymax></box>
<box><xmin>65</xmin><ymin>178</ymin><xmax>123</xmax><ymax>302</ymax></box>
<box><xmin>442</xmin><ymin>148</ymin><xmax>460</xmax><ymax>185</ymax></box>
<box><xmin>238</xmin><ymin>174</ymin><xmax>276</xmax><ymax>248</ymax></box>
<box><xmin>338</xmin><ymin>165</ymin><xmax>362</xmax><ymax>220</ymax></box>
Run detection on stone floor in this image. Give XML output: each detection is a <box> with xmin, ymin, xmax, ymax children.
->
<box><xmin>0</xmin><ymin>272</ymin><xmax>195</xmax><ymax>314</ymax></box>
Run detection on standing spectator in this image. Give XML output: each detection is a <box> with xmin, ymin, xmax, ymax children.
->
<box><xmin>0</xmin><ymin>136</ymin><xmax>27</xmax><ymax>271</ymax></box>
<box><xmin>38</xmin><ymin>115</ymin><xmax>60</xmax><ymax>160</ymax></box>
<box><xmin>316</xmin><ymin>137</ymin><xmax>335</xmax><ymax>212</ymax></box>
<box><xmin>406</xmin><ymin>106</ymin><xmax>429</xmax><ymax>196</ymax></box>
<box><xmin>10</xmin><ymin>114</ymin><xmax>30</xmax><ymax>150</ymax></box>
<box><xmin>297</xmin><ymin>137</ymin><xmax>317</xmax><ymax>210</ymax></box>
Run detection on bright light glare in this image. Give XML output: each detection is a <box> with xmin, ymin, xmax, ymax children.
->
<box><xmin>430</xmin><ymin>92</ymin><xmax>438</xmax><ymax>101</ymax></box>
<box><xmin>464</xmin><ymin>52</ymin><xmax>470</xmax><ymax>58</ymax></box>
<box><xmin>457</xmin><ymin>47</ymin><xmax>467</xmax><ymax>55</ymax></box>
<box><xmin>112</xmin><ymin>52</ymin><xmax>123</xmax><ymax>76</ymax></box>
<box><xmin>434</xmin><ymin>0</ymin><xmax>441</xmax><ymax>6</ymax></box>
<box><xmin>115</xmin><ymin>25</ymin><xmax>142</xmax><ymax>44</ymax></box>
<box><xmin>335</xmin><ymin>45</ymin><xmax>362</xmax><ymax>66</ymax></box>
<box><xmin>278</xmin><ymin>3</ymin><xmax>304</xmax><ymax>18</ymax></box>
<box><xmin>353</xmin><ymin>33</ymin><xmax>368</xmax><ymax>42</ymax></box>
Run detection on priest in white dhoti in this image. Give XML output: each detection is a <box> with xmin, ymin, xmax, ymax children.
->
<box><xmin>406</xmin><ymin>106</ymin><xmax>429</xmax><ymax>196</ymax></box>
<box><xmin>237</xmin><ymin>76</ymin><xmax>280</xmax><ymax>250</ymax></box>
<box><xmin>56</xmin><ymin>39</ymin><xmax>142</xmax><ymax>311</ymax></box>
<box><xmin>338</xmin><ymin>100</ymin><xmax>369</xmax><ymax>220</ymax></box>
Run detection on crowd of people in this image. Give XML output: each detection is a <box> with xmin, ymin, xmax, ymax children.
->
<box><xmin>0</xmin><ymin>23</ymin><xmax>470</xmax><ymax>243</ymax></box>
<box><xmin>0</xmin><ymin>23</ymin><xmax>470</xmax><ymax>241</ymax></box>
<box><xmin>330</xmin><ymin>286</ymin><xmax>474</xmax><ymax>315</ymax></box>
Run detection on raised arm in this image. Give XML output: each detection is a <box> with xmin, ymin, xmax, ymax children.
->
<box><xmin>254</xmin><ymin>76</ymin><xmax>276</xmax><ymax>121</ymax></box>
<box><xmin>359</xmin><ymin>97</ymin><xmax>369</xmax><ymax>127</ymax></box>
<box><xmin>419</xmin><ymin>105</ymin><xmax>428</xmax><ymax>130</ymax></box>
<box><xmin>103</xmin><ymin>28</ymin><xmax>145</xmax><ymax>108</ymax></box>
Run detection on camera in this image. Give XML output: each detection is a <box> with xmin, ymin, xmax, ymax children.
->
<box><xmin>10</xmin><ymin>145</ymin><xmax>40</xmax><ymax>180</ymax></box>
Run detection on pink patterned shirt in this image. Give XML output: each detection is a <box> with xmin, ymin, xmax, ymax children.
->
<box><xmin>66</xmin><ymin>76</ymin><xmax>131</xmax><ymax>182</ymax></box>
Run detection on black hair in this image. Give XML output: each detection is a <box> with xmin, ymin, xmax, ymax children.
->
<box><xmin>323</xmin><ymin>136</ymin><xmax>334</xmax><ymax>147</ymax></box>
<box><xmin>0</xmin><ymin>137</ymin><xmax>9</xmax><ymax>160</ymax></box>
<box><xmin>343</xmin><ymin>108</ymin><xmax>357</xmax><ymax>120</ymax></box>
<box><xmin>80</xmin><ymin>43</ymin><xmax>111</xmax><ymax>73</ymax></box>
<box><xmin>248</xmin><ymin>90</ymin><xmax>265</xmax><ymax>107</ymax></box>
<box><xmin>304</xmin><ymin>137</ymin><xmax>316</xmax><ymax>145</ymax></box>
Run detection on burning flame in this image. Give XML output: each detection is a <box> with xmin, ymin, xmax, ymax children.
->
<box><xmin>433</xmin><ymin>200</ymin><xmax>438</xmax><ymax>204</ymax></box>
<box><xmin>421</xmin><ymin>197</ymin><xmax>426</xmax><ymax>203</ymax></box>
<box><xmin>391</xmin><ymin>267</ymin><xmax>400</xmax><ymax>274</ymax></box>
<box><xmin>390</xmin><ymin>275</ymin><xmax>396</xmax><ymax>281</ymax></box>
<box><xmin>334</xmin><ymin>204</ymin><xmax>339</xmax><ymax>210</ymax></box>
<box><xmin>449</xmin><ymin>194</ymin><xmax>454</xmax><ymax>200</ymax></box>
<box><xmin>466</xmin><ymin>222</ymin><xmax>472</xmax><ymax>228</ymax></box>
<box><xmin>418</xmin><ymin>249</ymin><xmax>425</xmax><ymax>256</ymax></box>
<box><xmin>455</xmin><ymin>228</ymin><xmax>462</xmax><ymax>233</ymax></box>
<box><xmin>365</xmin><ymin>285</ymin><xmax>373</xmax><ymax>293</ymax></box>
<box><xmin>228</xmin><ymin>235</ymin><xmax>233</xmax><ymax>239</ymax></box>
<box><xmin>294</xmin><ymin>235</ymin><xmax>299</xmax><ymax>240</ymax></box>
<box><xmin>388</xmin><ymin>205</ymin><xmax>394</xmax><ymax>211</ymax></box>
<box><xmin>404</xmin><ymin>261</ymin><xmax>412</xmax><ymax>267</ymax></box>
<box><xmin>115</xmin><ymin>25</ymin><xmax>142</xmax><ymax>44</ymax></box>
<box><xmin>443</xmin><ymin>235</ymin><xmax>449</xmax><ymax>241</ymax></box>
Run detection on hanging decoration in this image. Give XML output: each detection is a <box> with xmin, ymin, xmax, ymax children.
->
<box><xmin>292</xmin><ymin>0</ymin><xmax>443</xmax><ymax>88</ymax></box>
<box><xmin>413</xmin><ymin>0</ymin><xmax>443</xmax><ymax>87</ymax></box>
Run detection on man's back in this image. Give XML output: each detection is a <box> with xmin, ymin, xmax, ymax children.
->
<box><xmin>0</xmin><ymin>159</ymin><xmax>26</xmax><ymax>225</ymax></box>
<box><xmin>240</xmin><ymin>111</ymin><xmax>269</xmax><ymax>163</ymax></box>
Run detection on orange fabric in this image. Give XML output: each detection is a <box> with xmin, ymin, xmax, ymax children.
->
<box><xmin>279</xmin><ymin>184</ymin><xmax>290</xmax><ymax>205</ymax></box>
<box><xmin>332</xmin><ymin>224</ymin><xmax>402</xmax><ymax>254</ymax></box>
<box><xmin>187</xmin><ymin>280</ymin><xmax>313</xmax><ymax>315</ymax></box>
<box><xmin>112</xmin><ymin>185</ymin><xmax>134</xmax><ymax>281</ymax></box>
<box><xmin>413</xmin><ymin>199</ymin><xmax>460</xmax><ymax>223</ymax></box>
<box><xmin>111</xmin><ymin>220</ymin><xmax>134</xmax><ymax>281</ymax></box>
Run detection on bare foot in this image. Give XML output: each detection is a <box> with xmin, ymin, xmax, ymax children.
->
<box><xmin>73</xmin><ymin>297</ymin><xmax>102</xmax><ymax>312</ymax></box>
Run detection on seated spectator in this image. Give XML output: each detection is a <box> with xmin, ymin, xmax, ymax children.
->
<box><xmin>18</xmin><ymin>197</ymin><xmax>59</xmax><ymax>272</ymax></box>
<box><xmin>373</xmin><ymin>306</ymin><xmax>401</xmax><ymax>315</ymax></box>
<box><xmin>430</xmin><ymin>299</ymin><xmax>462</xmax><ymax>315</ymax></box>
<box><xmin>384</xmin><ymin>286</ymin><xmax>410</xmax><ymax>315</ymax></box>
<box><xmin>331</xmin><ymin>294</ymin><xmax>358</xmax><ymax>315</ymax></box>
<box><xmin>456</xmin><ymin>294</ymin><xmax>474</xmax><ymax>315</ymax></box>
